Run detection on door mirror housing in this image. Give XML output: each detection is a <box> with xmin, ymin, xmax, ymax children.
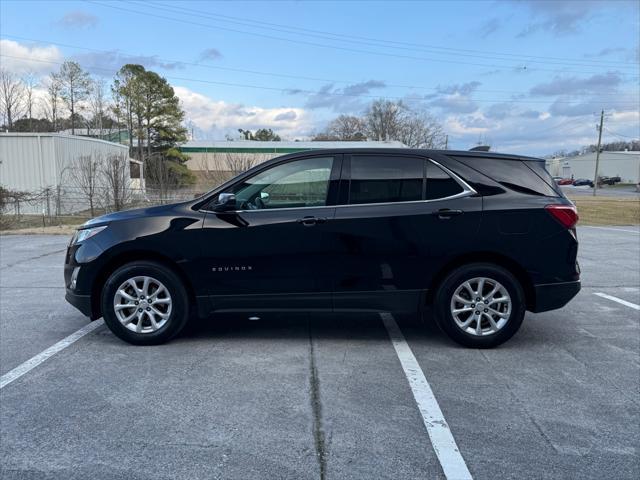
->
<box><xmin>213</xmin><ymin>193</ymin><xmax>237</xmax><ymax>212</ymax></box>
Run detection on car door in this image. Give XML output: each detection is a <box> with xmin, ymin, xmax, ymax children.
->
<box><xmin>332</xmin><ymin>153</ymin><xmax>482</xmax><ymax>312</ymax></box>
<box><xmin>200</xmin><ymin>154</ymin><xmax>341</xmax><ymax>312</ymax></box>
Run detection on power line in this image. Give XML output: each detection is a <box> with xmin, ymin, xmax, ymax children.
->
<box><xmin>603</xmin><ymin>127</ymin><xmax>639</xmax><ymax>139</ymax></box>
<box><xmin>86</xmin><ymin>0</ymin><xmax>638</xmax><ymax>78</ymax></box>
<box><xmin>3</xmin><ymin>53</ymin><xmax>639</xmax><ymax>107</ymax></box>
<box><xmin>3</xmin><ymin>34</ymin><xmax>637</xmax><ymax>100</ymax></box>
<box><xmin>145</xmin><ymin>0</ymin><xmax>638</xmax><ymax>70</ymax></box>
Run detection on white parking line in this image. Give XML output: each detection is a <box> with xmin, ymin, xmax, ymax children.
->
<box><xmin>0</xmin><ymin>320</ymin><xmax>103</xmax><ymax>390</ymax></box>
<box><xmin>581</xmin><ymin>226</ymin><xmax>640</xmax><ymax>234</ymax></box>
<box><xmin>381</xmin><ymin>313</ymin><xmax>473</xmax><ymax>480</ymax></box>
<box><xmin>594</xmin><ymin>292</ymin><xmax>640</xmax><ymax>311</ymax></box>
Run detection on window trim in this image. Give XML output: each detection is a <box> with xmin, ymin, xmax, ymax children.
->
<box><xmin>201</xmin><ymin>154</ymin><xmax>476</xmax><ymax>213</ymax></box>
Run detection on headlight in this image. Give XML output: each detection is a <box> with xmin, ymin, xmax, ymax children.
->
<box><xmin>72</xmin><ymin>225</ymin><xmax>108</xmax><ymax>244</ymax></box>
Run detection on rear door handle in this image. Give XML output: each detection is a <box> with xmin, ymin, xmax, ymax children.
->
<box><xmin>296</xmin><ymin>216</ymin><xmax>327</xmax><ymax>226</ymax></box>
<box><xmin>432</xmin><ymin>208</ymin><xmax>464</xmax><ymax>219</ymax></box>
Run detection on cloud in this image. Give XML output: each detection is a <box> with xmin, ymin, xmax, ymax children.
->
<box><xmin>0</xmin><ymin>39</ymin><xmax>63</xmax><ymax>76</ymax></box>
<box><xmin>199</xmin><ymin>48</ymin><xmax>222</xmax><ymax>62</ymax></box>
<box><xmin>425</xmin><ymin>81</ymin><xmax>481</xmax><ymax>114</ymax></box>
<box><xmin>513</xmin><ymin>0</ymin><xmax>616</xmax><ymax>37</ymax></box>
<box><xmin>519</xmin><ymin>109</ymin><xmax>541</xmax><ymax>119</ymax></box>
<box><xmin>296</xmin><ymin>80</ymin><xmax>386</xmax><ymax>113</ymax></box>
<box><xmin>584</xmin><ymin>47</ymin><xmax>628</xmax><ymax>59</ymax></box>
<box><xmin>57</xmin><ymin>11</ymin><xmax>98</xmax><ymax>29</ymax></box>
<box><xmin>173</xmin><ymin>86</ymin><xmax>313</xmax><ymax>139</ymax></box>
<box><xmin>71</xmin><ymin>51</ymin><xmax>184</xmax><ymax>77</ymax></box>
<box><xmin>274</xmin><ymin>110</ymin><xmax>297</xmax><ymax>121</ymax></box>
<box><xmin>548</xmin><ymin>99</ymin><xmax>601</xmax><ymax>117</ymax></box>
<box><xmin>478</xmin><ymin>18</ymin><xmax>502</xmax><ymax>38</ymax></box>
<box><xmin>530</xmin><ymin>72</ymin><xmax>621</xmax><ymax>96</ymax></box>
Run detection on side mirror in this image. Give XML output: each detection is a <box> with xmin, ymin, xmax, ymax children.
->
<box><xmin>260</xmin><ymin>191</ymin><xmax>270</xmax><ymax>204</ymax></box>
<box><xmin>213</xmin><ymin>193</ymin><xmax>237</xmax><ymax>212</ymax></box>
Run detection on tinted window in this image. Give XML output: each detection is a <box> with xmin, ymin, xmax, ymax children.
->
<box><xmin>454</xmin><ymin>157</ymin><xmax>558</xmax><ymax>197</ymax></box>
<box><xmin>349</xmin><ymin>156</ymin><xmax>424</xmax><ymax>205</ymax></box>
<box><xmin>231</xmin><ymin>156</ymin><xmax>333</xmax><ymax>209</ymax></box>
<box><xmin>425</xmin><ymin>162</ymin><xmax>464</xmax><ymax>199</ymax></box>
<box><xmin>525</xmin><ymin>161</ymin><xmax>562</xmax><ymax>195</ymax></box>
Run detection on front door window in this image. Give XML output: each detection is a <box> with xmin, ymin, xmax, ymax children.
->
<box><xmin>228</xmin><ymin>156</ymin><xmax>334</xmax><ymax>210</ymax></box>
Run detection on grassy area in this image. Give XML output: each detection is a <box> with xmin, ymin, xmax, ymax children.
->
<box><xmin>568</xmin><ymin>196</ymin><xmax>640</xmax><ymax>226</ymax></box>
<box><xmin>0</xmin><ymin>215</ymin><xmax>88</xmax><ymax>234</ymax></box>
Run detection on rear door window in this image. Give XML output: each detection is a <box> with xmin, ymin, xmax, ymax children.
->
<box><xmin>349</xmin><ymin>155</ymin><xmax>424</xmax><ymax>205</ymax></box>
<box><xmin>425</xmin><ymin>162</ymin><xmax>464</xmax><ymax>199</ymax></box>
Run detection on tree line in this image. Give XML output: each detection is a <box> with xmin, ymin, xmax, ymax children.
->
<box><xmin>0</xmin><ymin>62</ymin><xmax>193</xmax><ymax>189</ymax></box>
<box><xmin>312</xmin><ymin>99</ymin><xmax>447</xmax><ymax>149</ymax></box>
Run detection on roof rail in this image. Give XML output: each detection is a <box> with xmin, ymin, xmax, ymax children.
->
<box><xmin>469</xmin><ymin>145</ymin><xmax>491</xmax><ymax>152</ymax></box>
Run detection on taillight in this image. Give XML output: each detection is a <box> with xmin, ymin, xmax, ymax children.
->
<box><xmin>545</xmin><ymin>204</ymin><xmax>578</xmax><ymax>229</ymax></box>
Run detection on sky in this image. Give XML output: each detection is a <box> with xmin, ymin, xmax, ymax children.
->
<box><xmin>0</xmin><ymin>0</ymin><xmax>638</xmax><ymax>155</ymax></box>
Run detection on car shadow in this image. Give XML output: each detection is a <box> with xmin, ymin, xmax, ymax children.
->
<box><xmin>177</xmin><ymin>311</ymin><xmax>450</xmax><ymax>345</ymax></box>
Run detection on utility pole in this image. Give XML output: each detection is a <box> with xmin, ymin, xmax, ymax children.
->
<box><xmin>444</xmin><ymin>134</ymin><xmax>448</xmax><ymax>150</ymax></box>
<box><xmin>592</xmin><ymin>109</ymin><xmax>604</xmax><ymax>197</ymax></box>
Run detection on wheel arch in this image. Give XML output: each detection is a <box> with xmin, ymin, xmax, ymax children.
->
<box><xmin>425</xmin><ymin>252</ymin><xmax>535</xmax><ymax>310</ymax></box>
<box><xmin>90</xmin><ymin>250</ymin><xmax>197</xmax><ymax>319</ymax></box>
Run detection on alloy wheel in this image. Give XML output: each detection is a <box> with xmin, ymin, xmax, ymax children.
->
<box><xmin>450</xmin><ymin>277</ymin><xmax>512</xmax><ymax>336</ymax></box>
<box><xmin>113</xmin><ymin>276</ymin><xmax>172</xmax><ymax>334</ymax></box>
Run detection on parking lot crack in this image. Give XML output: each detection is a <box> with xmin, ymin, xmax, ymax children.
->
<box><xmin>308</xmin><ymin>323</ymin><xmax>328</xmax><ymax>480</ymax></box>
<box><xmin>0</xmin><ymin>248</ymin><xmax>67</xmax><ymax>270</ymax></box>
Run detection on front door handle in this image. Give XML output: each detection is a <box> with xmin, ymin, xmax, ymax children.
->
<box><xmin>432</xmin><ymin>208</ymin><xmax>464</xmax><ymax>219</ymax></box>
<box><xmin>296</xmin><ymin>216</ymin><xmax>327</xmax><ymax>226</ymax></box>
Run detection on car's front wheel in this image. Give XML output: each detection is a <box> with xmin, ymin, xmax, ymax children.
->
<box><xmin>101</xmin><ymin>261</ymin><xmax>189</xmax><ymax>345</ymax></box>
<box><xmin>433</xmin><ymin>263</ymin><xmax>525</xmax><ymax>348</ymax></box>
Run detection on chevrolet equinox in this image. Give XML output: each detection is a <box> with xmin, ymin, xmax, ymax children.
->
<box><xmin>65</xmin><ymin>149</ymin><xmax>580</xmax><ymax>347</ymax></box>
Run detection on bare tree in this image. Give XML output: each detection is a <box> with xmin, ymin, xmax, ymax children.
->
<box><xmin>41</xmin><ymin>75</ymin><xmax>63</xmax><ymax>131</ymax></box>
<box><xmin>89</xmin><ymin>78</ymin><xmax>107</xmax><ymax>136</ymax></box>
<box><xmin>327</xmin><ymin>115</ymin><xmax>366</xmax><ymax>141</ymax></box>
<box><xmin>365</xmin><ymin>99</ymin><xmax>404</xmax><ymax>142</ymax></box>
<box><xmin>397</xmin><ymin>110</ymin><xmax>446</xmax><ymax>149</ymax></box>
<box><xmin>53</xmin><ymin>61</ymin><xmax>91</xmax><ymax>135</ymax></box>
<box><xmin>65</xmin><ymin>153</ymin><xmax>101</xmax><ymax>216</ymax></box>
<box><xmin>102</xmin><ymin>153</ymin><xmax>131</xmax><ymax>211</ymax></box>
<box><xmin>145</xmin><ymin>154</ymin><xmax>180</xmax><ymax>203</ymax></box>
<box><xmin>22</xmin><ymin>73</ymin><xmax>38</xmax><ymax>131</ymax></box>
<box><xmin>0</xmin><ymin>68</ymin><xmax>25</xmax><ymax>129</ymax></box>
<box><xmin>364</xmin><ymin>99</ymin><xmax>446</xmax><ymax>148</ymax></box>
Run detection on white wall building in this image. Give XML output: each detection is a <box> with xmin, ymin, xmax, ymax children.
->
<box><xmin>0</xmin><ymin>133</ymin><xmax>141</xmax><ymax>214</ymax></box>
<box><xmin>181</xmin><ymin>140</ymin><xmax>407</xmax><ymax>173</ymax></box>
<box><xmin>546</xmin><ymin>151</ymin><xmax>640</xmax><ymax>183</ymax></box>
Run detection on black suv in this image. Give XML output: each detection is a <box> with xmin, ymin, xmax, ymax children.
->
<box><xmin>65</xmin><ymin>149</ymin><xmax>580</xmax><ymax>348</ymax></box>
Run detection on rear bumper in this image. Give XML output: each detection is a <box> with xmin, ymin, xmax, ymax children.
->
<box><xmin>65</xmin><ymin>289</ymin><xmax>94</xmax><ymax>318</ymax></box>
<box><xmin>531</xmin><ymin>280</ymin><xmax>581</xmax><ymax>313</ymax></box>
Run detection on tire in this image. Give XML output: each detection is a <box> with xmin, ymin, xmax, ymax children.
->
<box><xmin>433</xmin><ymin>263</ymin><xmax>525</xmax><ymax>348</ymax></box>
<box><xmin>101</xmin><ymin>261</ymin><xmax>190</xmax><ymax>345</ymax></box>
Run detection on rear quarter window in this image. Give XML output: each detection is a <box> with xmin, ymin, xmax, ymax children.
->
<box><xmin>453</xmin><ymin>156</ymin><xmax>559</xmax><ymax>197</ymax></box>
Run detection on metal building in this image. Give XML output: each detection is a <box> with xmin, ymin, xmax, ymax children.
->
<box><xmin>0</xmin><ymin>133</ymin><xmax>140</xmax><ymax>214</ymax></box>
<box><xmin>546</xmin><ymin>151</ymin><xmax>640</xmax><ymax>184</ymax></box>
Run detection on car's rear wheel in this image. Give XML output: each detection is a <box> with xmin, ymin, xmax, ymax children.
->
<box><xmin>433</xmin><ymin>263</ymin><xmax>525</xmax><ymax>348</ymax></box>
<box><xmin>101</xmin><ymin>261</ymin><xmax>189</xmax><ymax>345</ymax></box>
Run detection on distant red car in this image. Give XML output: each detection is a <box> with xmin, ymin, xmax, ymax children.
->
<box><xmin>557</xmin><ymin>178</ymin><xmax>573</xmax><ymax>185</ymax></box>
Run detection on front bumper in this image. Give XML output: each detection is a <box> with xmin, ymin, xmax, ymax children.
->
<box><xmin>531</xmin><ymin>280</ymin><xmax>581</xmax><ymax>313</ymax></box>
<box><xmin>65</xmin><ymin>289</ymin><xmax>94</xmax><ymax>318</ymax></box>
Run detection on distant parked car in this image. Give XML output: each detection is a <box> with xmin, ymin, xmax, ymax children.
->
<box><xmin>573</xmin><ymin>178</ymin><xmax>594</xmax><ymax>187</ymax></box>
<box><xmin>557</xmin><ymin>178</ymin><xmax>573</xmax><ymax>185</ymax></box>
<box><xmin>599</xmin><ymin>176</ymin><xmax>621</xmax><ymax>186</ymax></box>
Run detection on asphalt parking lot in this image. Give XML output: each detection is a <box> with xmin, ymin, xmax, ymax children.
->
<box><xmin>1</xmin><ymin>226</ymin><xmax>639</xmax><ymax>480</ymax></box>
